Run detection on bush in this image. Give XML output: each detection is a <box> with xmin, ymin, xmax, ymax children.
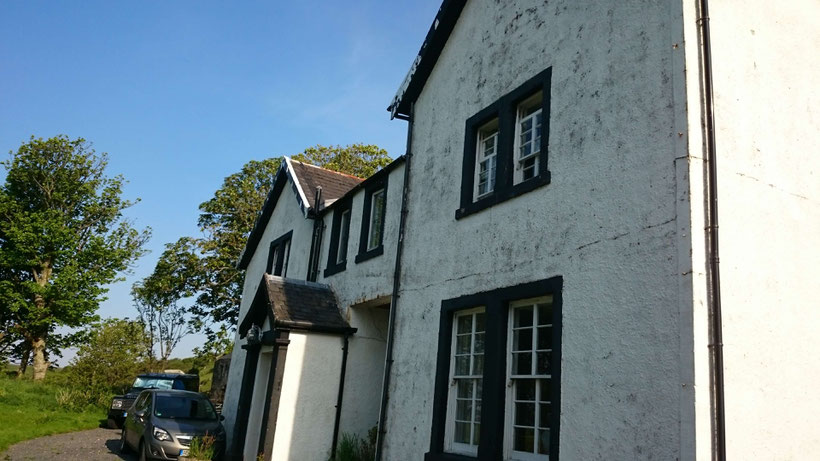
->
<box><xmin>333</xmin><ymin>426</ymin><xmax>377</xmax><ymax>461</ymax></box>
<box><xmin>189</xmin><ymin>433</ymin><xmax>216</xmax><ymax>460</ymax></box>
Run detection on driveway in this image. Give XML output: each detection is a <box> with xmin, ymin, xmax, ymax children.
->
<box><xmin>1</xmin><ymin>427</ymin><xmax>135</xmax><ymax>461</ymax></box>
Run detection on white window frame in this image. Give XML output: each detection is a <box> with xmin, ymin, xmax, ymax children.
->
<box><xmin>513</xmin><ymin>92</ymin><xmax>543</xmax><ymax>185</ymax></box>
<box><xmin>444</xmin><ymin>307</ymin><xmax>485</xmax><ymax>457</ymax></box>
<box><xmin>504</xmin><ymin>296</ymin><xmax>554</xmax><ymax>461</ymax></box>
<box><xmin>474</xmin><ymin>120</ymin><xmax>499</xmax><ymax>201</ymax></box>
<box><xmin>367</xmin><ymin>188</ymin><xmax>385</xmax><ymax>251</ymax></box>
<box><xmin>336</xmin><ymin>209</ymin><xmax>351</xmax><ymax>264</ymax></box>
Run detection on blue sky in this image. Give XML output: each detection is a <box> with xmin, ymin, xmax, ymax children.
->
<box><xmin>0</xmin><ymin>0</ymin><xmax>440</xmax><ymax>363</ymax></box>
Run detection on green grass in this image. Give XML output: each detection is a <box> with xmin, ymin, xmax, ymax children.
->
<box><xmin>0</xmin><ymin>374</ymin><xmax>104</xmax><ymax>453</ymax></box>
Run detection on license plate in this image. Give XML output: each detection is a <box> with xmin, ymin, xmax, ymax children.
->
<box><xmin>179</xmin><ymin>449</ymin><xmax>189</xmax><ymax>457</ymax></box>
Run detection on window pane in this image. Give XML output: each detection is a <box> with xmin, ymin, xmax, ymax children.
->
<box><xmin>540</xmin><ymin>380</ymin><xmax>552</xmax><ymax>402</ymax></box>
<box><xmin>537</xmin><ymin>326</ymin><xmax>552</xmax><ymax>350</ymax></box>
<box><xmin>516</xmin><ymin>379</ymin><xmax>536</xmax><ymax>401</ymax></box>
<box><xmin>515</xmin><ymin>402</ymin><xmax>535</xmax><ymax>426</ymax></box>
<box><xmin>456</xmin><ymin>399</ymin><xmax>472</xmax><ymax>421</ymax></box>
<box><xmin>536</xmin><ymin>352</ymin><xmax>551</xmax><ymax>375</ymax></box>
<box><xmin>457</xmin><ymin>380</ymin><xmax>472</xmax><ymax>398</ymax></box>
<box><xmin>455</xmin><ymin>356</ymin><xmax>470</xmax><ymax>376</ymax></box>
<box><xmin>540</xmin><ymin>403</ymin><xmax>551</xmax><ymax>427</ymax></box>
<box><xmin>456</xmin><ymin>334</ymin><xmax>471</xmax><ymax>354</ymax></box>
<box><xmin>475</xmin><ymin>312</ymin><xmax>485</xmax><ymax>332</ymax></box>
<box><xmin>514</xmin><ymin>427</ymin><xmax>535</xmax><ymax>452</ymax></box>
<box><xmin>457</xmin><ymin>315</ymin><xmax>472</xmax><ymax>334</ymax></box>
<box><xmin>474</xmin><ymin>332</ymin><xmax>485</xmax><ymax>354</ymax></box>
<box><xmin>537</xmin><ymin>302</ymin><xmax>552</xmax><ymax>325</ymax></box>
<box><xmin>513</xmin><ymin>352</ymin><xmax>532</xmax><ymax>375</ymax></box>
<box><xmin>473</xmin><ymin>423</ymin><xmax>481</xmax><ymax>445</ymax></box>
<box><xmin>538</xmin><ymin>429</ymin><xmax>551</xmax><ymax>455</ymax></box>
<box><xmin>473</xmin><ymin>354</ymin><xmax>484</xmax><ymax>375</ymax></box>
<box><xmin>455</xmin><ymin>422</ymin><xmax>470</xmax><ymax>444</ymax></box>
<box><xmin>515</xmin><ymin>308</ymin><xmax>533</xmax><ymax>328</ymax></box>
<box><xmin>514</xmin><ymin>328</ymin><xmax>532</xmax><ymax>351</ymax></box>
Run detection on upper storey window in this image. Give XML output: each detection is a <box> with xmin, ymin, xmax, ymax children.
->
<box><xmin>356</xmin><ymin>176</ymin><xmax>389</xmax><ymax>264</ymax></box>
<box><xmin>324</xmin><ymin>198</ymin><xmax>352</xmax><ymax>277</ymax></box>
<box><xmin>267</xmin><ymin>231</ymin><xmax>292</xmax><ymax>277</ymax></box>
<box><xmin>457</xmin><ymin>68</ymin><xmax>552</xmax><ymax>220</ymax></box>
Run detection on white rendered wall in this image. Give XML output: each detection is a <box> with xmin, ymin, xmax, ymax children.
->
<box><xmin>688</xmin><ymin>1</ymin><xmax>820</xmax><ymax>458</ymax></box>
<box><xmin>222</xmin><ymin>176</ymin><xmax>315</xmax><ymax>451</ymax></box>
<box><xmin>383</xmin><ymin>1</ymin><xmax>690</xmax><ymax>459</ymax></box>
<box><xmin>270</xmin><ymin>332</ymin><xmax>343</xmax><ymax>461</ymax></box>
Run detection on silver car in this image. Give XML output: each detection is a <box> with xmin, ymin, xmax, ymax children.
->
<box><xmin>119</xmin><ymin>389</ymin><xmax>225</xmax><ymax>460</ymax></box>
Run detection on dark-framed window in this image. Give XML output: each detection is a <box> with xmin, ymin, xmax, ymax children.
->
<box><xmin>426</xmin><ymin>277</ymin><xmax>563</xmax><ymax>461</ymax></box>
<box><xmin>324</xmin><ymin>197</ymin><xmax>352</xmax><ymax>277</ymax></box>
<box><xmin>355</xmin><ymin>177</ymin><xmax>388</xmax><ymax>263</ymax></box>
<box><xmin>266</xmin><ymin>231</ymin><xmax>292</xmax><ymax>277</ymax></box>
<box><xmin>457</xmin><ymin>67</ymin><xmax>552</xmax><ymax>220</ymax></box>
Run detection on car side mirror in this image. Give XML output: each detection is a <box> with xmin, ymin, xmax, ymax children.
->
<box><xmin>135</xmin><ymin>410</ymin><xmax>145</xmax><ymax>421</ymax></box>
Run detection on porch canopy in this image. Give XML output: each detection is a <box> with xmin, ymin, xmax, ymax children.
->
<box><xmin>239</xmin><ymin>274</ymin><xmax>356</xmax><ymax>338</ymax></box>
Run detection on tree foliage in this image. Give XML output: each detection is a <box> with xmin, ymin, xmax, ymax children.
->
<box><xmin>0</xmin><ymin>135</ymin><xmax>150</xmax><ymax>379</ymax></box>
<box><xmin>136</xmin><ymin>144</ymin><xmax>391</xmax><ymax>346</ymax></box>
<box><xmin>67</xmin><ymin>318</ymin><xmax>151</xmax><ymax>395</ymax></box>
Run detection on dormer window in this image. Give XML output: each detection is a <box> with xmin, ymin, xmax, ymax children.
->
<box><xmin>356</xmin><ymin>176</ymin><xmax>389</xmax><ymax>264</ymax></box>
<box><xmin>324</xmin><ymin>197</ymin><xmax>352</xmax><ymax>277</ymax></box>
<box><xmin>336</xmin><ymin>209</ymin><xmax>351</xmax><ymax>264</ymax></box>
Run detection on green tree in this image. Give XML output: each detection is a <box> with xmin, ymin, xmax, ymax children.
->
<box><xmin>137</xmin><ymin>144</ymin><xmax>391</xmax><ymax>346</ymax></box>
<box><xmin>0</xmin><ymin>136</ymin><xmax>150</xmax><ymax>380</ymax></box>
<box><xmin>68</xmin><ymin>318</ymin><xmax>151</xmax><ymax>396</ymax></box>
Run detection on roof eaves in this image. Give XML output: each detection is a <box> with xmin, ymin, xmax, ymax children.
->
<box><xmin>284</xmin><ymin>157</ymin><xmax>312</xmax><ymax>218</ymax></box>
<box><xmin>388</xmin><ymin>0</ymin><xmax>467</xmax><ymax>119</ymax></box>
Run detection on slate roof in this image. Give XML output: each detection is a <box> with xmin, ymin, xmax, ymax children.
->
<box><xmin>239</xmin><ymin>274</ymin><xmax>355</xmax><ymax>336</ymax></box>
<box><xmin>288</xmin><ymin>159</ymin><xmax>363</xmax><ymax>209</ymax></box>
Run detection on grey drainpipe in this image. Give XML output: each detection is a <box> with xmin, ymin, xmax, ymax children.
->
<box><xmin>375</xmin><ymin>103</ymin><xmax>413</xmax><ymax>461</ymax></box>
<box><xmin>696</xmin><ymin>0</ymin><xmax>726</xmax><ymax>459</ymax></box>
<box><xmin>330</xmin><ymin>333</ymin><xmax>351</xmax><ymax>460</ymax></box>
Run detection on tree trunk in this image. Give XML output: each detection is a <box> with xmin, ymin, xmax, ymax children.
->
<box><xmin>16</xmin><ymin>344</ymin><xmax>31</xmax><ymax>378</ymax></box>
<box><xmin>31</xmin><ymin>337</ymin><xmax>48</xmax><ymax>381</ymax></box>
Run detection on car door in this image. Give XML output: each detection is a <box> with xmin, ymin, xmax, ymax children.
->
<box><xmin>127</xmin><ymin>392</ymin><xmax>149</xmax><ymax>447</ymax></box>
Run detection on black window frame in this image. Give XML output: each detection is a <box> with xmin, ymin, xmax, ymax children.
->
<box><xmin>425</xmin><ymin>276</ymin><xmax>563</xmax><ymax>461</ymax></box>
<box><xmin>324</xmin><ymin>197</ymin><xmax>352</xmax><ymax>277</ymax></box>
<box><xmin>266</xmin><ymin>230</ymin><xmax>292</xmax><ymax>277</ymax></box>
<box><xmin>355</xmin><ymin>177</ymin><xmax>388</xmax><ymax>263</ymax></box>
<box><xmin>456</xmin><ymin>67</ymin><xmax>552</xmax><ymax>220</ymax></box>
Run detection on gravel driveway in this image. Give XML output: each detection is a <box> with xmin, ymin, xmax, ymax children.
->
<box><xmin>1</xmin><ymin>427</ymin><xmax>136</xmax><ymax>461</ymax></box>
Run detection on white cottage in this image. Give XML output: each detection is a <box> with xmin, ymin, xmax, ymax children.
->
<box><xmin>223</xmin><ymin>1</ymin><xmax>819</xmax><ymax>460</ymax></box>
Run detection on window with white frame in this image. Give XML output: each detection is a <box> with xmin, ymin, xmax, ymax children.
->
<box><xmin>337</xmin><ymin>209</ymin><xmax>351</xmax><ymax>264</ymax></box>
<box><xmin>445</xmin><ymin>307</ymin><xmax>485</xmax><ymax>456</ymax></box>
<box><xmin>428</xmin><ymin>277</ymin><xmax>561</xmax><ymax>461</ymax></box>
<box><xmin>506</xmin><ymin>296</ymin><xmax>554</xmax><ymax>460</ymax></box>
<box><xmin>514</xmin><ymin>93</ymin><xmax>543</xmax><ymax>184</ymax></box>
<box><xmin>474</xmin><ymin>120</ymin><xmax>499</xmax><ymax>200</ymax></box>
<box><xmin>367</xmin><ymin>188</ymin><xmax>385</xmax><ymax>251</ymax></box>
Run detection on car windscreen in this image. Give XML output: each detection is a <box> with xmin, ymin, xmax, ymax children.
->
<box><xmin>153</xmin><ymin>395</ymin><xmax>217</xmax><ymax>420</ymax></box>
<box><xmin>132</xmin><ymin>377</ymin><xmax>175</xmax><ymax>390</ymax></box>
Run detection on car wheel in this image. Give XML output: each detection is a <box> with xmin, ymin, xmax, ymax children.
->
<box><xmin>119</xmin><ymin>429</ymin><xmax>131</xmax><ymax>453</ymax></box>
<box><xmin>107</xmin><ymin>418</ymin><xmax>119</xmax><ymax>429</ymax></box>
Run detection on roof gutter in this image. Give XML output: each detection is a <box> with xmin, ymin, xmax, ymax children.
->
<box><xmin>375</xmin><ymin>102</ymin><xmax>413</xmax><ymax>461</ymax></box>
<box><xmin>696</xmin><ymin>0</ymin><xmax>726</xmax><ymax>458</ymax></box>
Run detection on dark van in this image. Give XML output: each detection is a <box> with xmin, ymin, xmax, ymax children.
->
<box><xmin>107</xmin><ymin>373</ymin><xmax>199</xmax><ymax>429</ymax></box>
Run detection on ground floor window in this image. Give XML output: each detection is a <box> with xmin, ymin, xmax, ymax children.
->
<box><xmin>426</xmin><ymin>277</ymin><xmax>562</xmax><ymax>461</ymax></box>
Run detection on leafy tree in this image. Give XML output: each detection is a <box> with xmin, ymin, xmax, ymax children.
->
<box><xmin>292</xmin><ymin>144</ymin><xmax>391</xmax><ymax>179</ymax></box>
<box><xmin>0</xmin><ymin>136</ymin><xmax>150</xmax><ymax>380</ymax></box>
<box><xmin>137</xmin><ymin>144</ymin><xmax>391</xmax><ymax>345</ymax></box>
<box><xmin>68</xmin><ymin>318</ymin><xmax>151</xmax><ymax>395</ymax></box>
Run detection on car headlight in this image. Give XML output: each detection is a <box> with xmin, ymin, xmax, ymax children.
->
<box><xmin>153</xmin><ymin>427</ymin><xmax>172</xmax><ymax>442</ymax></box>
<box><xmin>111</xmin><ymin>400</ymin><xmax>123</xmax><ymax>409</ymax></box>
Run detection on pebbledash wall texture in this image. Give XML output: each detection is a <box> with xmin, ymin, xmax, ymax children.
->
<box><xmin>383</xmin><ymin>1</ymin><xmax>687</xmax><ymax>459</ymax></box>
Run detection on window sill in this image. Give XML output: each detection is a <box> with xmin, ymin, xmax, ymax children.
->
<box><xmin>354</xmin><ymin>245</ymin><xmax>384</xmax><ymax>264</ymax></box>
<box><xmin>455</xmin><ymin>171</ymin><xmax>551</xmax><ymax>220</ymax></box>
<box><xmin>323</xmin><ymin>262</ymin><xmax>347</xmax><ymax>278</ymax></box>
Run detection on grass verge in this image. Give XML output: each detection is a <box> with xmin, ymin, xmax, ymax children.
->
<box><xmin>0</xmin><ymin>374</ymin><xmax>104</xmax><ymax>453</ymax></box>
